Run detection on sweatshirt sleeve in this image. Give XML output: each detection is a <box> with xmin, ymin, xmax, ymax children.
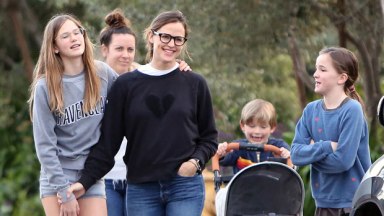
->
<box><xmin>219</xmin><ymin>151</ymin><xmax>241</xmax><ymax>167</ymax></box>
<box><xmin>32</xmin><ymin>82</ymin><xmax>70</xmax><ymax>194</ymax></box>
<box><xmin>79</xmin><ymin>78</ymin><xmax>125</xmax><ymax>190</ymax></box>
<box><xmin>290</xmin><ymin>106</ymin><xmax>334</xmax><ymax>166</ymax></box>
<box><xmin>312</xmin><ymin>103</ymin><xmax>367</xmax><ymax>173</ymax></box>
<box><xmin>189</xmin><ymin>74</ymin><xmax>218</xmax><ymax>169</ymax></box>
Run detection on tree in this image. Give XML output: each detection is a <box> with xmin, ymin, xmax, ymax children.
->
<box><xmin>2</xmin><ymin>0</ymin><xmax>34</xmax><ymax>81</ymax></box>
<box><xmin>311</xmin><ymin>0</ymin><xmax>383</xmax><ymax>149</ymax></box>
<box><xmin>1</xmin><ymin>1</ymin><xmax>383</xmax><ymax>215</ymax></box>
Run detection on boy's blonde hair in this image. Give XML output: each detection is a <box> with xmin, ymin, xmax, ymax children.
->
<box><xmin>240</xmin><ymin>99</ymin><xmax>277</xmax><ymax>128</ymax></box>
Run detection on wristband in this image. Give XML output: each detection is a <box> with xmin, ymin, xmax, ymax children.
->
<box><xmin>189</xmin><ymin>158</ymin><xmax>202</xmax><ymax>174</ymax></box>
<box><xmin>57</xmin><ymin>189</ymin><xmax>75</xmax><ymax>203</ymax></box>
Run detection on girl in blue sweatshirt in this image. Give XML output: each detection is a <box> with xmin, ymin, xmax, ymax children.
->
<box><xmin>290</xmin><ymin>47</ymin><xmax>371</xmax><ymax>216</ymax></box>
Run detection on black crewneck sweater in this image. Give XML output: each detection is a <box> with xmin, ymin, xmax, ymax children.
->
<box><xmin>79</xmin><ymin>68</ymin><xmax>218</xmax><ymax>190</ymax></box>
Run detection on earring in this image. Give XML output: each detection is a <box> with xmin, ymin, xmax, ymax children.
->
<box><xmin>55</xmin><ymin>50</ymin><xmax>59</xmax><ymax>54</ymax></box>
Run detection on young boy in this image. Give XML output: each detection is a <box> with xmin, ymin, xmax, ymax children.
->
<box><xmin>215</xmin><ymin>99</ymin><xmax>291</xmax><ymax>216</ymax></box>
<box><xmin>216</xmin><ymin>98</ymin><xmax>290</xmax><ymax>174</ymax></box>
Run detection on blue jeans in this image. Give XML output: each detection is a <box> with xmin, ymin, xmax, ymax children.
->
<box><xmin>127</xmin><ymin>174</ymin><xmax>205</xmax><ymax>216</ymax></box>
<box><xmin>105</xmin><ymin>179</ymin><xmax>128</xmax><ymax>216</ymax></box>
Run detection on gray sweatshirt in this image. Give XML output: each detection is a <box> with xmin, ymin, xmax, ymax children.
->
<box><xmin>32</xmin><ymin>60</ymin><xmax>117</xmax><ymax>195</ymax></box>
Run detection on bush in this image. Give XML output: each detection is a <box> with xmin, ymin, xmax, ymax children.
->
<box><xmin>0</xmin><ymin>66</ymin><xmax>43</xmax><ymax>216</ymax></box>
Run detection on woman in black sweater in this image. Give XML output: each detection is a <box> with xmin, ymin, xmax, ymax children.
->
<box><xmin>65</xmin><ymin>10</ymin><xmax>218</xmax><ymax>216</ymax></box>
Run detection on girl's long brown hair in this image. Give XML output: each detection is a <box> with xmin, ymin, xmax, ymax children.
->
<box><xmin>28</xmin><ymin>14</ymin><xmax>101</xmax><ymax>120</ymax></box>
<box><xmin>319</xmin><ymin>47</ymin><xmax>366</xmax><ymax>112</ymax></box>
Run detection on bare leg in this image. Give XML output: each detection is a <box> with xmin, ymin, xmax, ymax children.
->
<box><xmin>78</xmin><ymin>197</ymin><xmax>107</xmax><ymax>216</ymax></box>
<box><xmin>41</xmin><ymin>196</ymin><xmax>60</xmax><ymax>216</ymax></box>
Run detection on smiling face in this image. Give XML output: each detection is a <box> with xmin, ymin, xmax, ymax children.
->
<box><xmin>102</xmin><ymin>33</ymin><xmax>136</xmax><ymax>74</ymax></box>
<box><xmin>54</xmin><ymin>20</ymin><xmax>85</xmax><ymax>60</ymax></box>
<box><xmin>149</xmin><ymin>22</ymin><xmax>185</xmax><ymax>69</ymax></box>
<box><xmin>240</xmin><ymin>120</ymin><xmax>275</xmax><ymax>144</ymax></box>
<box><xmin>314</xmin><ymin>53</ymin><xmax>347</xmax><ymax>96</ymax></box>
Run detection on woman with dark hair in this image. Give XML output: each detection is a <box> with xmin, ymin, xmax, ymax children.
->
<box><xmin>99</xmin><ymin>9</ymin><xmax>191</xmax><ymax>216</ymax></box>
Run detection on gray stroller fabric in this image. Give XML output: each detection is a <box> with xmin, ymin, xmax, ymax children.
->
<box><xmin>225</xmin><ymin>162</ymin><xmax>304</xmax><ymax>216</ymax></box>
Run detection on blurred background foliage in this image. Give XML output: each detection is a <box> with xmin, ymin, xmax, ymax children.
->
<box><xmin>1</xmin><ymin>0</ymin><xmax>384</xmax><ymax>215</ymax></box>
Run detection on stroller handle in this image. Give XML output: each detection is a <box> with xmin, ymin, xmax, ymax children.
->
<box><xmin>212</xmin><ymin>142</ymin><xmax>293</xmax><ymax>192</ymax></box>
<box><xmin>212</xmin><ymin>142</ymin><xmax>293</xmax><ymax>172</ymax></box>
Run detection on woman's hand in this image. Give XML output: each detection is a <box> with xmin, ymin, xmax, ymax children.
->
<box><xmin>68</xmin><ymin>183</ymin><xmax>85</xmax><ymax>198</ymax></box>
<box><xmin>178</xmin><ymin>160</ymin><xmax>197</xmax><ymax>177</ymax></box>
<box><xmin>177</xmin><ymin>59</ymin><xmax>192</xmax><ymax>71</ymax></box>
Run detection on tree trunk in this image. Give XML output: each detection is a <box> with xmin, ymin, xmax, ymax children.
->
<box><xmin>381</xmin><ymin>0</ymin><xmax>384</xmax><ymax>17</ymax></box>
<box><xmin>5</xmin><ymin>0</ymin><xmax>34</xmax><ymax>81</ymax></box>
<box><xmin>287</xmin><ymin>25</ymin><xmax>311</xmax><ymax>110</ymax></box>
<box><xmin>337</xmin><ymin>0</ymin><xmax>347</xmax><ymax>47</ymax></box>
<box><xmin>312</xmin><ymin>0</ymin><xmax>383</xmax><ymax>151</ymax></box>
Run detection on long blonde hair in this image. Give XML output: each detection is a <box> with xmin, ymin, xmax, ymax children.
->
<box><xmin>28</xmin><ymin>14</ymin><xmax>101</xmax><ymax>120</ymax></box>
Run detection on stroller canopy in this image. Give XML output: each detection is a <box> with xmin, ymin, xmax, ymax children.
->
<box><xmin>225</xmin><ymin>162</ymin><xmax>304</xmax><ymax>216</ymax></box>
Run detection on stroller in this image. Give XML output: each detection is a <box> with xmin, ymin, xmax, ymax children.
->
<box><xmin>211</xmin><ymin>142</ymin><xmax>305</xmax><ymax>216</ymax></box>
<box><xmin>350</xmin><ymin>96</ymin><xmax>384</xmax><ymax>216</ymax></box>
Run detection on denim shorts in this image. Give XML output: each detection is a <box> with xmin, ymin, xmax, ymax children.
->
<box><xmin>39</xmin><ymin>168</ymin><xmax>105</xmax><ymax>199</ymax></box>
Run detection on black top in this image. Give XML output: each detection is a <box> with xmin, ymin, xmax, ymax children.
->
<box><xmin>79</xmin><ymin>68</ymin><xmax>218</xmax><ymax>189</ymax></box>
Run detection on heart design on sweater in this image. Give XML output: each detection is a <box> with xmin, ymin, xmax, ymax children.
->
<box><xmin>145</xmin><ymin>94</ymin><xmax>175</xmax><ymax>118</ymax></box>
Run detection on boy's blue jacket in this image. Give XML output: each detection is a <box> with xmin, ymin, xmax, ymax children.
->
<box><xmin>219</xmin><ymin>138</ymin><xmax>290</xmax><ymax>173</ymax></box>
